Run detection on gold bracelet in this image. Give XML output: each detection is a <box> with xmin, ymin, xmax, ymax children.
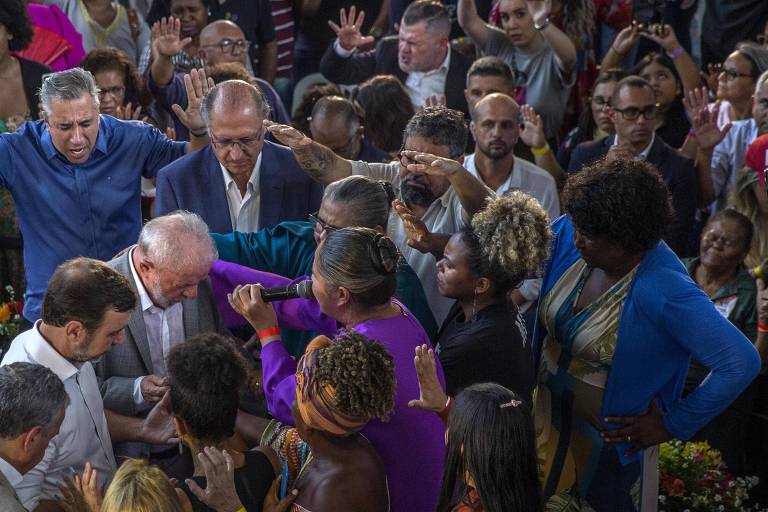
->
<box><xmin>532</xmin><ymin>144</ymin><xmax>550</xmax><ymax>156</ymax></box>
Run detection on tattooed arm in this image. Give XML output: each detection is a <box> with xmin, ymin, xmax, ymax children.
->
<box><xmin>264</xmin><ymin>120</ymin><xmax>353</xmax><ymax>184</ymax></box>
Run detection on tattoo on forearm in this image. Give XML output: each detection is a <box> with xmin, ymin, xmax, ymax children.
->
<box><xmin>294</xmin><ymin>143</ymin><xmax>337</xmax><ymax>181</ymax></box>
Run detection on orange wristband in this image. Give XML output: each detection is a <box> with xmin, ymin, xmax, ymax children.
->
<box><xmin>758</xmin><ymin>322</ymin><xmax>768</xmax><ymax>333</ymax></box>
<box><xmin>257</xmin><ymin>326</ymin><xmax>281</xmax><ymax>339</ymax></box>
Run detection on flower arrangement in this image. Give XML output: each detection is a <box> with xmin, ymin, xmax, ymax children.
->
<box><xmin>0</xmin><ymin>285</ymin><xmax>23</xmax><ymax>356</ymax></box>
<box><xmin>658</xmin><ymin>439</ymin><xmax>760</xmax><ymax>511</ymax></box>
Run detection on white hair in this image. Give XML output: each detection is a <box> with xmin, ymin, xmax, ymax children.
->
<box><xmin>757</xmin><ymin>70</ymin><xmax>768</xmax><ymax>95</ymax></box>
<box><xmin>137</xmin><ymin>211</ymin><xmax>218</xmax><ymax>273</ymax></box>
<box><xmin>39</xmin><ymin>67</ymin><xmax>100</xmax><ymax>116</ymax></box>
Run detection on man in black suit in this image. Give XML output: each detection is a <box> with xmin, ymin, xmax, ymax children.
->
<box><xmin>319</xmin><ymin>1</ymin><xmax>471</xmax><ymax>116</ymax></box>
<box><xmin>568</xmin><ymin>76</ymin><xmax>697</xmax><ymax>257</ymax></box>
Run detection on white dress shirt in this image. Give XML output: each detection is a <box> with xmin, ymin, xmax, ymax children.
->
<box><xmin>0</xmin><ymin>457</ymin><xmax>22</xmax><ymax>490</ymax></box>
<box><xmin>333</xmin><ymin>40</ymin><xmax>451</xmax><ymax>111</ymax></box>
<box><xmin>614</xmin><ymin>133</ymin><xmax>655</xmax><ymax>161</ymax></box>
<box><xmin>1</xmin><ymin>323</ymin><xmax>117</xmax><ymax>510</ymax></box>
<box><xmin>221</xmin><ymin>155</ymin><xmax>262</xmax><ymax>233</ymax></box>
<box><xmin>128</xmin><ymin>248</ymin><xmax>185</xmax><ymax>409</ymax></box>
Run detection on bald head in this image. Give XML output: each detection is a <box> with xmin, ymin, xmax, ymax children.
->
<box><xmin>309</xmin><ymin>96</ymin><xmax>363</xmax><ymax>159</ymax></box>
<box><xmin>473</xmin><ymin>93</ymin><xmax>519</xmax><ymax>123</ymax></box>
<box><xmin>202</xmin><ymin>79</ymin><xmax>270</xmax><ymax>125</ymax></box>
<box><xmin>200</xmin><ymin>20</ymin><xmax>249</xmax><ymax>66</ymax></box>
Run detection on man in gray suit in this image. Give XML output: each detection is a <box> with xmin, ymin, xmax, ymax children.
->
<box><xmin>96</xmin><ymin>211</ymin><xmax>226</xmax><ymax>473</ymax></box>
<box><xmin>0</xmin><ymin>363</ymin><xmax>68</xmax><ymax>512</ymax></box>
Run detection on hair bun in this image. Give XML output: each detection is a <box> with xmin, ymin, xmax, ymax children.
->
<box><xmin>370</xmin><ymin>234</ymin><xmax>398</xmax><ymax>274</ymax></box>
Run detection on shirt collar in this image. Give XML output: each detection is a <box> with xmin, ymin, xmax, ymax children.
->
<box><xmin>613</xmin><ymin>133</ymin><xmax>655</xmax><ymax>160</ymax></box>
<box><xmin>128</xmin><ymin>247</ymin><xmax>158</xmax><ymax>313</ymax></box>
<box><xmin>0</xmin><ymin>457</ymin><xmax>22</xmax><ymax>488</ymax></box>
<box><xmin>40</xmin><ymin>115</ymin><xmax>109</xmax><ymax>162</ymax></box>
<box><xmin>220</xmin><ymin>153</ymin><xmax>262</xmax><ymax>193</ymax></box>
<box><xmin>26</xmin><ymin>321</ymin><xmax>80</xmax><ymax>381</ymax></box>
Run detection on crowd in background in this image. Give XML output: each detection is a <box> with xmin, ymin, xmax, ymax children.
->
<box><xmin>1</xmin><ymin>0</ymin><xmax>768</xmax><ymax>511</ymax></box>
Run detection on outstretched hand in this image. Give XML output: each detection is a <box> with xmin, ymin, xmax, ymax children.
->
<box><xmin>328</xmin><ymin>6</ymin><xmax>375</xmax><ymax>51</ymax></box>
<box><xmin>186</xmin><ymin>447</ymin><xmax>244</xmax><ymax>512</ymax></box>
<box><xmin>408</xmin><ymin>344</ymin><xmax>448</xmax><ymax>413</ymax></box>
<box><xmin>58</xmin><ymin>462</ymin><xmax>102</xmax><ymax>512</ymax></box>
<box><xmin>399</xmin><ymin>151</ymin><xmax>464</xmax><ymax>179</ymax></box>
<box><xmin>611</xmin><ymin>22</ymin><xmax>641</xmax><ymax>56</ymax></box>
<box><xmin>152</xmin><ymin>16</ymin><xmax>192</xmax><ymax>59</ymax></box>
<box><xmin>393</xmin><ymin>199</ymin><xmax>433</xmax><ymax>253</ymax></box>
<box><xmin>684</xmin><ymin>87</ymin><xmax>732</xmax><ymax>150</ymax></box>
<box><xmin>172</xmin><ymin>68</ymin><xmax>214</xmax><ymax>134</ymax></box>
<box><xmin>141</xmin><ymin>391</ymin><xmax>180</xmax><ymax>445</ymax></box>
<box><xmin>519</xmin><ymin>104</ymin><xmax>547</xmax><ymax>150</ymax></box>
<box><xmin>264</xmin><ymin>120</ymin><xmax>313</xmax><ymax>150</ymax></box>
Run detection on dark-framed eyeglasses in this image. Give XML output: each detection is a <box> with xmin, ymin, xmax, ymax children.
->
<box><xmin>203</xmin><ymin>39</ymin><xmax>251</xmax><ymax>53</ymax></box>
<box><xmin>98</xmin><ymin>85</ymin><xmax>126</xmax><ymax>99</ymax></box>
<box><xmin>720</xmin><ymin>68</ymin><xmax>753</xmax><ymax>82</ymax></box>
<box><xmin>590</xmin><ymin>96</ymin><xmax>611</xmax><ymax>109</ymax></box>
<box><xmin>209</xmin><ymin>130</ymin><xmax>262</xmax><ymax>152</ymax></box>
<box><xmin>612</xmin><ymin>104</ymin><xmax>659</xmax><ymax>121</ymax></box>
<box><xmin>308</xmin><ymin>212</ymin><xmax>341</xmax><ymax>233</ymax></box>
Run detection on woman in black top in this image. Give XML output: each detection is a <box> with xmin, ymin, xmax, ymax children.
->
<box><xmin>166</xmin><ymin>333</ymin><xmax>278</xmax><ymax>512</ymax></box>
<box><xmin>434</xmin><ymin>192</ymin><xmax>552</xmax><ymax>399</ymax></box>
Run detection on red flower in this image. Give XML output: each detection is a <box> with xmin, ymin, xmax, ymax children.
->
<box><xmin>669</xmin><ymin>479</ymin><xmax>686</xmax><ymax>497</ymax></box>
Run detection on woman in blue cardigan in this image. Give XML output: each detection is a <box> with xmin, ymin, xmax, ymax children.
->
<box><xmin>535</xmin><ymin>158</ymin><xmax>760</xmax><ymax>511</ymax></box>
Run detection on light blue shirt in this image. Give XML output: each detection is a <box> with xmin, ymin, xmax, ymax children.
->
<box><xmin>710</xmin><ymin>118</ymin><xmax>759</xmax><ymax>211</ymax></box>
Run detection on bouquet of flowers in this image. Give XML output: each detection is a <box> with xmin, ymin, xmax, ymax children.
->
<box><xmin>0</xmin><ymin>285</ymin><xmax>23</xmax><ymax>356</ymax></box>
<box><xmin>658</xmin><ymin>439</ymin><xmax>760</xmax><ymax>511</ymax></box>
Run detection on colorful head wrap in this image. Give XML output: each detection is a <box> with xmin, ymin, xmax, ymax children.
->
<box><xmin>294</xmin><ymin>335</ymin><xmax>369</xmax><ymax>436</ymax></box>
<box><xmin>745</xmin><ymin>133</ymin><xmax>768</xmax><ymax>188</ymax></box>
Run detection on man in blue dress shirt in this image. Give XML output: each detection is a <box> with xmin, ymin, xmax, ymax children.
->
<box><xmin>0</xmin><ymin>67</ymin><xmax>208</xmax><ymax>324</ymax></box>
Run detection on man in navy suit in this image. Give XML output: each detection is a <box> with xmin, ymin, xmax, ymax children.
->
<box><xmin>568</xmin><ymin>76</ymin><xmax>697</xmax><ymax>257</ymax></box>
<box><xmin>155</xmin><ymin>80</ymin><xmax>323</xmax><ymax>233</ymax></box>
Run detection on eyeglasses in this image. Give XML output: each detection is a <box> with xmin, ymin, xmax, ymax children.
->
<box><xmin>702</xmin><ymin>231</ymin><xmax>738</xmax><ymax>248</ymax></box>
<box><xmin>757</xmin><ymin>34</ymin><xmax>767</xmax><ymax>46</ymax></box>
<box><xmin>591</xmin><ymin>97</ymin><xmax>611</xmax><ymax>109</ymax></box>
<box><xmin>209</xmin><ymin>131</ymin><xmax>262</xmax><ymax>152</ymax></box>
<box><xmin>202</xmin><ymin>39</ymin><xmax>251</xmax><ymax>54</ymax></box>
<box><xmin>612</xmin><ymin>104</ymin><xmax>659</xmax><ymax>121</ymax></box>
<box><xmin>308</xmin><ymin>212</ymin><xmax>340</xmax><ymax>233</ymax></box>
<box><xmin>720</xmin><ymin>68</ymin><xmax>753</xmax><ymax>82</ymax></box>
<box><xmin>98</xmin><ymin>86</ymin><xmax>125</xmax><ymax>99</ymax></box>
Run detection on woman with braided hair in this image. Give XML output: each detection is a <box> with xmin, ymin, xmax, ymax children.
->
<box><xmin>433</xmin><ymin>191</ymin><xmax>552</xmax><ymax>400</ymax></box>
<box><xmin>213</xmin><ymin>227</ymin><xmax>447</xmax><ymax>512</ymax></box>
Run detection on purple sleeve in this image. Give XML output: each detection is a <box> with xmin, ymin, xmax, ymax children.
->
<box><xmin>209</xmin><ymin>260</ymin><xmax>338</xmax><ymax>335</ymax></box>
<box><xmin>147</xmin><ymin>70</ymin><xmax>188</xmax><ymax>111</ymax></box>
<box><xmin>261</xmin><ymin>341</ymin><xmax>298</xmax><ymax>424</ymax></box>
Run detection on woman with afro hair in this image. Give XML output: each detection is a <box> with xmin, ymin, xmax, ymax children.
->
<box><xmin>534</xmin><ymin>158</ymin><xmax>760</xmax><ymax>511</ymax></box>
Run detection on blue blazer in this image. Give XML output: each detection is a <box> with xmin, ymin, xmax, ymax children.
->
<box><xmin>568</xmin><ymin>136</ymin><xmax>697</xmax><ymax>257</ymax></box>
<box><xmin>534</xmin><ymin>216</ymin><xmax>760</xmax><ymax>464</ymax></box>
<box><xmin>154</xmin><ymin>141</ymin><xmax>324</xmax><ymax>232</ymax></box>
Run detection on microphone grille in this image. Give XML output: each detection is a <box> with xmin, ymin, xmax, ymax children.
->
<box><xmin>297</xmin><ymin>279</ymin><xmax>314</xmax><ymax>299</ymax></box>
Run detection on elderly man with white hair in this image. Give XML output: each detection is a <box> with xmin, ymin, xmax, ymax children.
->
<box><xmin>96</xmin><ymin>210</ymin><xmax>226</xmax><ymax>477</ymax></box>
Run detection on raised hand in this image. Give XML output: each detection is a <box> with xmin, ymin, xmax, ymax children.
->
<box><xmin>519</xmin><ymin>104</ymin><xmax>547</xmax><ymax>149</ymax></box>
<box><xmin>525</xmin><ymin>0</ymin><xmax>552</xmax><ymax>25</ymax></box>
<box><xmin>185</xmin><ymin>448</ymin><xmax>244</xmax><ymax>512</ymax></box>
<box><xmin>140</xmin><ymin>391</ymin><xmax>180</xmax><ymax>445</ymax></box>
<box><xmin>263</xmin><ymin>120</ymin><xmax>313</xmax><ymax>150</ymax></box>
<box><xmin>422</xmin><ymin>95</ymin><xmax>446</xmax><ymax>110</ymax></box>
<box><xmin>226</xmin><ymin>284</ymin><xmax>278</xmax><ymax>332</ymax></box>
<box><xmin>152</xmin><ymin>17</ymin><xmax>192</xmax><ymax>59</ymax></box>
<box><xmin>59</xmin><ymin>462</ymin><xmax>102</xmax><ymax>512</ymax></box>
<box><xmin>685</xmin><ymin>88</ymin><xmax>732</xmax><ymax>150</ymax></box>
<box><xmin>611</xmin><ymin>22</ymin><xmax>641</xmax><ymax>56</ymax></box>
<box><xmin>408</xmin><ymin>344</ymin><xmax>448</xmax><ymax>413</ymax></box>
<box><xmin>640</xmin><ymin>23</ymin><xmax>680</xmax><ymax>53</ymax></box>
<box><xmin>115</xmin><ymin>102</ymin><xmax>147</xmax><ymax>122</ymax></box>
<box><xmin>171</xmin><ymin>68</ymin><xmax>214</xmax><ymax>134</ymax></box>
<box><xmin>328</xmin><ymin>6</ymin><xmax>375</xmax><ymax>52</ymax></box>
<box><xmin>393</xmin><ymin>199</ymin><xmax>433</xmax><ymax>253</ymax></box>
<box><xmin>700</xmin><ymin>63</ymin><xmax>722</xmax><ymax>95</ymax></box>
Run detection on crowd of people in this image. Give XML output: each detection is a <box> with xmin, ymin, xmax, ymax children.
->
<box><xmin>1</xmin><ymin>0</ymin><xmax>768</xmax><ymax>510</ymax></box>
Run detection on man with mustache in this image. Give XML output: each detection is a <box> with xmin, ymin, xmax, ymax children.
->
<box><xmin>569</xmin><ymin>76</ymin><xmax>697</xmax><ymax>256</ymax></box>
<box><xmin>266</xmin><ymin>107</ymin><xmax>493</xmax><ymax>325</ymax></box>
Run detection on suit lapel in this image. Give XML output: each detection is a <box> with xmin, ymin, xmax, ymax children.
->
<box><xmin>205</xmin><ymin>148</ymin><xmax>235</xmax><ymax>233</ymax></box>
<box><xmin>117</xmin><ymin>251</ymin><xmax>154</xmax><ymax>373</ymax></box>
<box><xmin>258</xmin><ymin>142</ymin><xmax>284</xmax><ymax>228</ymax></box>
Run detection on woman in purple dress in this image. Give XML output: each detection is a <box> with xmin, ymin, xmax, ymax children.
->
<box><xmin>214</xmin><ymin>227</ymin><xmax>446</xmax><ymax>512</ymax></box>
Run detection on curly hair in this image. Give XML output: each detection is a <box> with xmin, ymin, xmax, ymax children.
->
<box><xmin>80</xmin><ymin>48</ymin><xmax>153</xmax><ymax>108</ymax></box>
<box><xmin>167</xmin><ymin>333</ymin><xmax>247</xmax><ymax>444</ymax></box>
<box><xmin>291</xmin><ymin>82</ymin><xmax>342</xmax><ymax>135</ymax></box>
<box><xmin>562</xmin><ymin>159</ymin><xmax>672</xmax><ymax>254</ymax></box>
<box><xmin>313</xmin><ymin>330</ymin><xmax>395</xmax><ymax>422</ymax></box>
<box><xmin>0</xmin><ymin>0</ymin><xmax>34</xmax><ymax>52</ymax></box>
<box><xmin>355</xmin><ymin>75</ymin><xmax>415</xmax><ymax>153</ymax></box>
<box><xmin>462</xmin><ymin>192</ymin><xmax>552</xmax><ymax>297</ymax></box>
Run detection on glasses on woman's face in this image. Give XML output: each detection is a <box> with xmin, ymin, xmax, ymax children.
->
<box><xmin>591</xmin><ymin>97</ymin><xmax>611</xmax><ymax>109</ymax></box>
<box><xmin>612</xmin><ymin>104</ymin><xmax>659</xmax><ymax>121</ymax></box>
<box><xmin>308</xmin><ymin>212</ymin><xmax>340</xmax><ymax>234</ymax></box>
<box><xmin>720</xmin><ymin>68</ymin><xmax>753</xmax><ymax>82</ymax></box>
<box><xmin>702</xmin><ymin>230</ymin><xmax>738</xmax><ymax>248</ymax></box>
<box><xmin>98</xmin><ymin>86</ymin><xmax>125</xmax><ymax>99</ymax></box>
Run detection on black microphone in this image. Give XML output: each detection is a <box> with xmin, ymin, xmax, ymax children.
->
<box><xmin>260</xmin><ymin>280</ymin><xmax>314</xmax><ymax>302</ymax></box>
